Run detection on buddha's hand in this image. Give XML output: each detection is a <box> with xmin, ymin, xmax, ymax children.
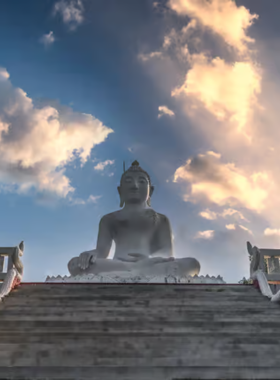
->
<box><xmin>78</xmin><ymin>249</ymin><xmax>98</xmax><ymax>270</ymax></box>
<box><xmin>128</xmin><ymin>253</ymin><xmax>175</xmax><ymax>267</ymax></box>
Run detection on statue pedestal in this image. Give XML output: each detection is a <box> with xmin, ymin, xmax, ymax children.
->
<box><xmin>45</xmin><ymin>272</ymin><xmax>226</xmax><ymax>284</ymax></box>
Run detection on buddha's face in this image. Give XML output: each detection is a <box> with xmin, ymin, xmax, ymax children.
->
<box><xmin>118</xmin><ymin>171</ymin><xmax>153</xmax><ymax>205</ymax></box>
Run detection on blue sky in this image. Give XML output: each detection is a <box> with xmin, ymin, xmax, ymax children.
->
<box><xmin>1</xmin><ymin>0</ymin><xmax>280</xmax><ymax>283</ymax></box>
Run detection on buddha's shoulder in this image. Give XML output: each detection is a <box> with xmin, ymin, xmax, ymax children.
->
<box><xmin>144</xmin><ymin>209</ymin><xmax>170</xmax><ymax>224</ymax></box>
<box><xmin>154</xmin><ymin>211</ymin><xmax>170</xmax><ymax>224</ymax></box>
<box><xmin>99</xmin><ymin>210</ymin><xmax>123</xmax><ymax>223</ymax></box>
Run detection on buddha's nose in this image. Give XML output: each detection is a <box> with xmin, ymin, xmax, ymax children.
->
<box><xmin>131</xmin><ymin>181</ymin><xmax>139</xmax><ymax>189</ymax></box>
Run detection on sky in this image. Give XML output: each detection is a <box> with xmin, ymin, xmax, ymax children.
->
<box><xmin>0</xmin><ymin>0</ymin><xmax>280</xmax><ymax>283</ymax></box>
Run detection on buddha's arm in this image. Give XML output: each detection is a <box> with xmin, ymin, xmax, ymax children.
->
<box><xmin>95</xmin><ymin>215</ymin><xmax>113</xmax><ymax>259</ymax></box>
<box><xmin>150</xmin><ymin>215</ymin><xmax>174</xmax><ymax>258</ymax></box>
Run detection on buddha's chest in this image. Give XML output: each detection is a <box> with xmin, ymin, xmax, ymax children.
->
<box><xmin>110</xmin><ymin>210</ymin><xmax>159</xmax><ymax>241</ymax></box>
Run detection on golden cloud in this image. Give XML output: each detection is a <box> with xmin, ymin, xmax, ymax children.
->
<box><xmin>168</xmin><ymin>0</ymin><xmax>258</xmax><ymax>53</ymax></box>
<box><xmin>158</xmin><ymin>105</ymin><xmax>175</xmax><ymax>118</ymax></box>
<box><xmin>173</xmin><ymin>151</ymin><xmax>270</xmax><ymax>212</ymax></box>
<box><xmin>264</xmin><ymin>228</ymin><xmax>280</xmax><ymax>237</ymax></box>
<box><xmin>172</xmin><ymin>54</ymin><xmax>261</xmax><ymax>135</ymax></box>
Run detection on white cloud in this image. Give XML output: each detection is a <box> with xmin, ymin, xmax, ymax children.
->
<box><xmin>94</xmin><ymin>159</ymin><xmax>115</xmax><ymax>171</ymax></box>
<box><xmin>40</xmin><ymin>31</ymin><xmax>55</xmax><ymax>46</ymax></box>
<box><xmin>264</xmin><ymin>228</ymin><xmax>280</xmax><ymax>237</ymax></box>
<box><xmin>0</xmin><ymin>68</ymin><xmax>9</xmax><ymax>80</ymax></box>
<box><xmin>158</xmin><ymin>105</ymin><xmax>175</xmax><ymax>118</ymax></box>
<box><xmin>69</xmin><ymin>194</ymin><xmax>102</xmax><ymax>206</ymax></box>
<box><xmin>194</xmin><ymin>230</ymin><xmax>215</xmax><ymax>239</ymax></box>
<box><xmin>138</xmin><ymin>51</ymin><xmax>163</xmax><ymax>62</ymax></box>
<box><xmin>0</xmin><ymin>67</ymin><xmax>113</xmax><ymax>198</ymax></box>
<box><xmin>88</xmin><ymin>194</ymin><xmax>102</xmax><ymax>203</ymax></box>
<box><xmin>239</xmin><ymin>224</ymin><xmax>253</xmax><ymax>234</ymax></box>
<box><xmin>199</xmin><ymin>208</ymin><xmax>217</xmax><ymax>220</ymax></box>
<box><xmin>200</xmin><ymin>207</ymin><xmax>249</xmax><ymax>223</ymax></box>
<box><xmin>226</xmin><ymin>224</ymin><xmax>235</xmax><ymax>230</ymax></box>
<box><xmin>53</xmin><ymin>0</ymin><xmax>84</xmax><ymax>30</ymax></box>
<box><xmin>221</xmin><ymin>208</ymin><xmax>248</xmax><ymax>222</ymax></box>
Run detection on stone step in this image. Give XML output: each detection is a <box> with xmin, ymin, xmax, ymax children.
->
<box><xmin>1</xmin><ymin>310</ymin><xmax>280</xmax><ymax>321</ymax></box>
<box><xmin>11</xmin><ymin>284</ymin><xmax>259</xmax><ymax>294</ymax></box>
<box><xmin>0</xmin><ymin>320</ymin><xmax>279</xmax><ymax>334</ymax></box>
<box><xmin>0</xmin><ymin>303</ymin><xmax>276</xmax><ymax>312</ymax></box>
<box><xmin>1</xmin><ymin>366</ymin><xmax>280</xmax><ymax>380</ymax></box>
<box><xmin>1</xmin><ymin>312</ymin><xmax>280</xmax><ymax>324</ymax></box>
<box><xmin>0</xmin><ymin>283</ymin><xmax>279</xmax><ymax>379</ymax></box>
<box><xmin>2</xmin><ymin>297</ymin><xmax>271</xmax><ymax>307</ymax></box>
<box><xmin>0</xmin><ymin>331</ymin><xmax>279</xmax><ymax>344</ymax></box>
<box><xmin>0</xmin><ymin>341</ymin><xmax>280</xmax><ymax>367</ymax></box>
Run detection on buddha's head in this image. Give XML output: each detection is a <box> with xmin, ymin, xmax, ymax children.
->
<box><xmin>118</xmin><ymin>160</ymin><xmax>154</xmax><ymax>207</ymax></box>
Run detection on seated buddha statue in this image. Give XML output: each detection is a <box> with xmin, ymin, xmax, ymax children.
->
<box><xmin>68</xmin><ymin>160</ymin><xmax>200</xmax><ymax>278</ymax></box>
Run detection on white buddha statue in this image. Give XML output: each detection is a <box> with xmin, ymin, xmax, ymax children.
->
<box><xmin>68</xmin><ymin>160</ymin><xmax>200</xmax><ymax>278</ymax></box>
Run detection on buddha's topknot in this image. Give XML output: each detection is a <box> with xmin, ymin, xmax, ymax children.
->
<box><xmin>120</xmin><ymin>160</ymin><xmax>151</xmax><ymax>185</ymax></box>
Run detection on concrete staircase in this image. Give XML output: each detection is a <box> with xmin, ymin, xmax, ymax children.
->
<box><xmin>0</xmin><ymin>283</ymin><xmax>280</xmax><ymax>379</ymax></box>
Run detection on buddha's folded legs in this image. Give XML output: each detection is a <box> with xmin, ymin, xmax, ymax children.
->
<box><xmin>139</xmin><ymin>257</ymin><xmax>200</xmax><ymax>277</ymax></box>
<box><xmin>68</xmin><ymin>257</ymin><xmax>132</xmax><ymax>276</ymax></box>
<box><xmin>68</xmin><ymin>256</ymin><xmax>200</xmax><ymax>278</ymax></box>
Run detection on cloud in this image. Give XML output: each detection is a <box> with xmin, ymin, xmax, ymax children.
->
<box><xmin>174</xmin><ymin>223</ymin><xmax>255</xmax><ymax>282</ymax></box>
<box><xmin>138</xmin><ymin>51</ymin><xmax>163</xmax><ymax>62</ymax></box>
<box><xmin>239</xmin><ymin>224</ymin><xmax>253</xmax><ymax>234</ymax></box>
<box><xmin>138</xmin><ymin>0</ymin><xmax>280</xmax><ymax>278</ymax></box>
<box><xmin>53</xmin><ymin>0</ymin><xmax>84</xmax><ymax>30</ymax></box>
<box><xmin>226</xmin><ymin>224</ymin><xmax>235</xmax><ymax>230</ymax></box>
<box><xmin>139</xmin><ymin>1</ymin><xmax>261</xmax><ymax>138</ymax></box>
<box><xmin>88</xmin><ymin>194</ymin><xmax>101</xmax><ymax>203</ymax></box>
<box><xmin>264</xmin><ymin>228</ymin><xmax>280</xmax><ymax>237</ymax></box>
<box><xmin>0</xmin><ymin>67</ymin><xmax>113</xmax><ymax>198</ymax></box>
<box><xmin>172</xmin><ymin>54</ymin><xmax>261</xmax><ymax>136</ymax></box>
<box><xmin>199</xmin><ymin>207</ymin><xmax>249</xmax><ymax>223</ymax></box>
<box><xmin>69</xmin><ymin>194</ymin><xmax>102</xmax><ymax>206</ymax></box>
<box><xmin>173</xmin><ymin>151</ymin><xmax>271</xmax><ymax>212</ymax></box>
<box><xmin>158</xmin><ymin>105</ymin><xmax>175</xmax><ymax>118</ymax></box>
<box><xmin>221</xmin><ymin>208</ymin><xmax>248</xmax><ymax>222</ymax></box>
<box><xmin>94</xmin><ymin>159</ymin><xmax>115</xmax><ymax>171</ymax></box>
<box><xmin>168</xmin><ymin>0</ymin><xmax>258</xmax><ymax>54</ymax></box>
<box><xmin>194</xmin><ymin>230</ymin><xmax>215</xmax><ymax>239</ymax></box>
<box><xmin>40</xmin><ymin>31</ymin><xmax>55</xmax><ymax>46</ymax></box>
<box><xmin>199</xmin><ymin>208</ymin><xmax>217</xmax><ymax>220</ymax></box>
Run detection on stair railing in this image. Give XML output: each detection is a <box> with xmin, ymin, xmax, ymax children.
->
<box><xmin>0</xmin><ymin>241</ymin><xmax>24</xmax><ymax>301</ymax></box>
<box><xmin>247</xmin><ymin>241</ymin><xmax>280</xmax><ymax>303</ymax></box>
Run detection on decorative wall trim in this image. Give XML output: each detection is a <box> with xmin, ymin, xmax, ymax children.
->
<box><xmin>45</xmin><ymin>272</ymin><xmax>226</xmax><ymax>284</ymax></box>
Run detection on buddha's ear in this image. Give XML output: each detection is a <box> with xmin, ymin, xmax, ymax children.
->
<box><xmin>150</xmin><ymin>186</ymin><xmax>154</xmax><ymax>197</ymax></box>
<box><xmin>117</xmin><ymin>186</ymin><xmax>124</xmax><ymax>208</ymax></box>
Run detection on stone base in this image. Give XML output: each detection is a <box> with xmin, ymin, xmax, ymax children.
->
<box><xmin>45</xmin><ymin>272</ymin><xmax>226</xmax><ymax>284</ymax></box>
